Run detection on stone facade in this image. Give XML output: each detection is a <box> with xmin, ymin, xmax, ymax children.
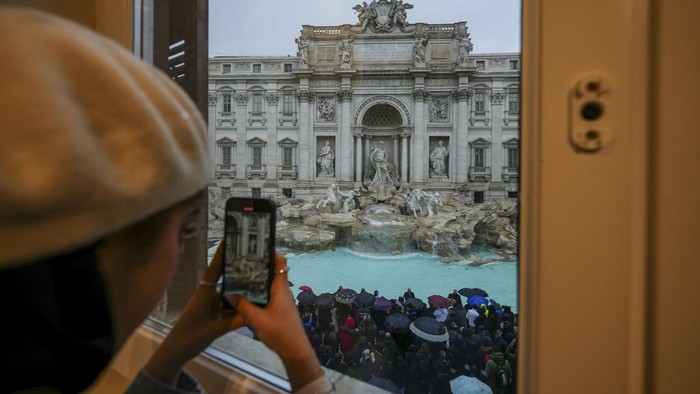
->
<box><xmin>208</xmin><ymin>4</ymin><xmax>520</xmax><ymax>201</ymax></box>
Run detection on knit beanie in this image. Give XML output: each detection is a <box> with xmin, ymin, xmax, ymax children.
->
<box><xmin>0</xmin><ymin>7</ymin><xmax>209</xmax><ymax>267</ymax></box>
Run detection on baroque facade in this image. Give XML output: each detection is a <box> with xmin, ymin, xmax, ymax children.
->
<box><xmin>208</xmin><ymin>1</ymin><xmax>520</xmax><ymax>201</ymax></box>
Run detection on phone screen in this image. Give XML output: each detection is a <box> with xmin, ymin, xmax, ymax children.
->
<box><xmin>223</xmin><ymin>198</ymin><xmax>275</xmax><ymax>307</ymax></box>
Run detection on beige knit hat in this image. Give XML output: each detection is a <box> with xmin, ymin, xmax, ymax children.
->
<box><xmin>0</xmin><ymin>7</ymin><xmax>210</xmax><ymax>267</ymax></box>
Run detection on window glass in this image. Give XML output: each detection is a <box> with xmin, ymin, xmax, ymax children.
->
<box><xmin>222</xmin><ymin>146</ymin><xmax>232</xmax><ymax>166</ymax></box>
<box><xmin>203</xmin><ymin>0</ymin><xmax>521</xmax><ymax>389</ymax></box>
<box><xmin>222</xmin><ymin>93</ymin><xmax>231</xmax><ymax>113</ymax></box>
<box><xmin>223</xmin><ymin>63</ymin><xmax>231</xmax><ymax>74</ymax></box>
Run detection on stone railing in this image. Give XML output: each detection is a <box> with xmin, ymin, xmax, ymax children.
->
<box><xmin>246</xmin><ymin>164</ymin><xmax>267</xmax><ymax>179</ymax></box>
<box><xmin>277</xmin><ymin>164</ymin><xmax>298</xmax><ymax>179</ymax></box>
<box><xmin>312</xmin><ymin>26</ymin><xmax>341</xmax><ymax>35</ymax></box>
<box><xmin>502</xmin><ymin>166</ymin><xmax>519</xmax><ymax>182</ymax></box>
<box><xmin>215</xmin><ymin>164</ymin><xmax>236</xmax><ymax>179</ymax></box>
<box><xmin>426</xmin><ymin>24</ymin><xmax>455</xmax><ymax>33</ymax></box>
<box><xmin>218</xmin><ymin>112</ymin><xmax>232</xmax><ymax>118</ymax></box>
<box><xmin>469</xmin><ymin>166</ymin><xmax>491</xmax><ymax>182</ymax></box>
<box><xmin>469</xmin><ymin>111</ymin><xmax>490</xmax><ymax>126</ymax></box>
<box><xmin>503</xmin><ymin>110</ymin><xmax>520</xmax><ymax>125</ymax></box>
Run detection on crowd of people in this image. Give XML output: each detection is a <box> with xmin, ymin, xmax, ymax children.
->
<box><xmin>295</xmin><ymin>287</ymin><xmax>518</xmax><ymax>394</ymax></box>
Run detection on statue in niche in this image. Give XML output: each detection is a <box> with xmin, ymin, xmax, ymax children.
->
<box><xmin>458</xmin><ymin>35</ymin><xmax>474</xmax><ymax>64</ymax></box>
<box><xmin>368</xmin><ymin>141</ymin><xmax>395</xmax><ymax>185</ymax></box>
<box><xmin>430</xmin><ymin>98</ymin><xmax>449</xmax><ymax>121</ymax></box>
<box><xmin>429</xmin><ymin>140</ymin><xmax>449</xmax><ymax>176</ymax></box>
<box><xmin>339</xmin><ymin>39</ymin><xmax>352</xmax><ymax>66</ymax></box>
<box><xmin>414</xmin><ymin>35</ymin><xmax>427</xmax><ymax>64</ymax></box>
<box><xmin>317</xmin><ymin>140</ymin><xmax>335</xmax><ymax>176</ymax></box>
<box><xmin>317</xmin><ymin>98</ymin><xmax>335</xmax><ymax>121</ymax></box>
<box><xmin>296</xmin><ymin>37</ymin><xmax>309</xmax><ymax>66</ymax></box>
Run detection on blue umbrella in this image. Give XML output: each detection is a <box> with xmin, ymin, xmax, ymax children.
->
<box><xmin>466</xmin><ymin>294</ymin><xmax>489</xmax><ymax>307</ymax></box>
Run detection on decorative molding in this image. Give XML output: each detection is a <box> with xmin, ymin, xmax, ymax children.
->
<box><xmin>235</xmin><ymin>94</ymin><xmax>248</xmax><ymax>105</ymax></box>
<box><xmin>490</xmin><ymin>91</ymin><xmax>505</xmax><ymax>105</ymax></box>
<box><xmin>353</xmin><ymin>0</ymin><xmax>412</xmax><ymax>33</ymax></box>
<box><xmin>317</xmin><ymin>98</ymin><xmax>336</xmax><ymax>121</ymax></box>
<box><xmin>266</xmin><ymin>94</ymin><xmax>279</xmax><ymax>105</ymax></box>
<box><xmin>430</xmin><ymin>97</ymin><xmax>450</xmax><ymax>121</ymax></box>
<box><xmin>208</xmin><ymin>92</ymin><xmax>217</xmax><ymax>105</ymax></box>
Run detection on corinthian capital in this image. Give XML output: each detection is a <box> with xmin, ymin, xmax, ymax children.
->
<box><xmin>453</xmin><ymin>87</ymin><xmax>472</xmax><ymax>101</ymax></box>
<box><xmin>297</xmin><ymin>90</ymin><xmax>315</xmax><ymax>103</ymax></box>
<box><xmin>413</xmin><ymin>89</ymin><xmax>429</xmax><ymax>102</ymax></box>
<box><xmin>336</xmin><ymin>89</ymin><xmax>353</xmax><ymax>102</ymax></box>
<box><xmin>266</xmin><ymin>94</ymin><xmax>279</xmax><ymax>105</ymax></box>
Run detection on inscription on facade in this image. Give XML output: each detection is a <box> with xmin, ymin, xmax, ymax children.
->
<box><xmin>318</xmin><ymin>46</ymin><xmax>336</xmax><ymax>61</ymax></box>
<box><xmin>355</xmin><ymin>42</ymin><xmax>413</xmax><ymax>62</ymax></box>
<box><xmin>354</xmin><ymin>79</ymin><xmax>412</xmax><ymax>87</ymax></box>
<box><xmin>431</xmin><ymin>45</ymin><xmax>450</xmax><ymax>60</ymax></box>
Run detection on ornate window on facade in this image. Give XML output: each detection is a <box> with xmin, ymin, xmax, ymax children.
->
<box><xmin>222</xmin><ymin>93</ymin><xmax>232</xmax><ymax>113</ymax></box>
<box><xmin>469</xmin><ymin>137</ymin><xmax>492</xmax><ymax>181</ymax></box>
<box><xmin>361</xmin><ymin>103</ymin><xmax>402</xmax><ymax>127</ymax></box>
<box><xmin>215</xmin><ymin>137</ymin><xmax>236</xmax><ymax>178</ymax></box>
<box><xmin>222</xmin><ymin>63</ymin><xmax>231</xmax><ymax>74</ymax></box>
<box><xmin>246</xmin><ymin>137</ymin><xmax>267</xmax><ymax>179</ymax></box>
<box><xmin>277</xmin><ymin>138</ymin><xmax>298</xmax><ymax>179</ymax></box>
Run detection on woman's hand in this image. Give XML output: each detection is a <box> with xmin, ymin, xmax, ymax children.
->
<box><xmin>231</xmin><ymin>253</ymin><xmax>324</xmax><ymax>391</ymax></box>
<box><xmin>145</xmin><ymin>243</ymin><xmax>246</xmax><ymax>385</ymax></box>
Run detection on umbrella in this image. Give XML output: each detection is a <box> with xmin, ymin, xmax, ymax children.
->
<box><xmin>428</xmin><ymin>294</ymin><xmax>450</xmax><ymax>308</ymax></box>
<box><xmin>314</xmin><ymin>293</ymin><xmax>335</xmax><ymax>309</ymax></box>
<box><xmin>296</xmin><ymin>290</ymin><xmax>316</xmax><ymax>306</ymax></box>
<box><xmin>409</xmin><ymin>317</ymin><xmax>449</xmax><ymax>342</ymax></box>
<box><xmin>489</xmin><ymin>299</ymin><xmax>502</xmax><ymax>309</ymax></box>
<box><xmin>449</xmin><ymin>375</ymin><xmax>493</xmax><ymax>394</ymax></box>
<box><xmin>458</xmin><ymin>287</ymin><xmax>489</xmax><ymax>297</ymax></box>
<box><xmin>355</xmin><ymin>291</ymin><xmax>376</xmax><ymax>307</ymax></box>
<box><xmin>298</xmin><ymin>285</ymin><xmax>313</xmax><ymax>292</ymax></box>
<box><xmin>384</xmin><ymin>313</ymin><xmax>411</xmax><ymax>334</ymax></box>
<box><xmin>404</xmin><ymin>297</ymin><xmax>426</xmax><ymax>310</ymax></box>
<box><xmin>335</xmin><ymin>288</ymin><xmax>358</xmax><ymax>305</ymax></box>
<box><xmin>373</xmin><ymin>296</ymin><xmax>392</xmax><ymax>312</ymax></box>
<box><xmin>467</xmin><ymin>295</ymin><xmax>489</xmax><ymax>308</ymax></box>
<box><xmin>288</xmin><ymin>281</ymin><xmax>294</xmax><ymax>287</ymax></box>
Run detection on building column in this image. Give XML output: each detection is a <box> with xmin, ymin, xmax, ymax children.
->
<box><xmin>234</xmin><ymin>93</ymin><xmax>248</xmax><ymax>181</ymax></box>
<box><xmin>297</xmin><ymin>90</ymin><xmax>314</xmax><ymax>181</ymax></box>
<box><xmin>337</xmin><ymin>89</ymin><xmax>353</xmax><ymax>182</ymax></box>
<box><xmin>454</xmin><ymin>87</ymin><xmax>471</xmax><ymax>183</ymax></box>
<box><xmin>412</xmin><ymin>89</ymin><xmax>429</xmax><ymax>183</ymax></box>
<box><xmin>401</xmin><ymin>132</ymin><xmax>410</xmax><ymax>183</ymax></box>
<box><xmin>490</xmin><ymin>90</ymin><xmax>505</xmax><ymax>183</ymax></box>
<box><xmin>208</xmin><ymin>90</ymin><xmax>217</xmax><ymax>180</ymax></box>
<box><xmin>266</xmin><ymin>93</ymin><xmax>279</xmax><ymax>180</ymax></box>
<box><xmin>354</xmin><ymin>132</ymin><xmax>363</xmax><ymax>182</ymax></box>
<box><xmin>393</xmin><ymin>135</ymin><xmax>399</xmax><ymax>167</ymax></box>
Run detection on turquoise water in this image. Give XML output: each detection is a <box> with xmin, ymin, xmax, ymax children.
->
<box><xmin>285</xmin><ymin>247</ymin><xmax>518</xmax><ymax>311</ymax></box>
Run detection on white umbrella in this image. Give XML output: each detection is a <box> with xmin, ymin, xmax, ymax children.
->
<box><xmin>449</xmin><ymin>375</ymin><xmax>493</xmax><ymax>394</ymax></box>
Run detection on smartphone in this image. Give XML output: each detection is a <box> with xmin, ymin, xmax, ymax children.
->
<box><xmin>222</xmin><ymin>197</ymin><xmax>277</xmax><ymax>308</ymax></box>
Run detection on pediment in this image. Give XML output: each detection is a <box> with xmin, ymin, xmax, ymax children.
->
<box><xmin>247</xmin><ymin>137</ymin><xmax>267</xmax><ymax>146</ymax></box>
<box><xmin>469</xmin><ymin>137</ymin><xmax>491</xmax><ymax>147</ymax></box>
<box><xmin>216</xmin><ymin>137</ymin><xmax>235</xmax><ymax>144</ymax></box>
<box><xmin>277</xmin><ymin>137</ymin><xmax>298</xmax><ymax>146</ymax></box>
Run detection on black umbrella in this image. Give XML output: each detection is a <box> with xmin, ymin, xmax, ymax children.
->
<box><xmin>489</xmin><ymin>299</ymin><xmax>502</xmax><ymax>309</ymax></box>
<box><xmin>296</xmin><ymin>290</ymin><xmax>316</xmax><ymax>306</ymax></box>
<box><xmin>458</xmin><ymin>287</ymin><xmax>489</xmax><ymax>298</ymax></box>
<box><xmin>404</xmin><ymin>297</ymin><xmax>426</xmax><ymax>310</ymax></box>
<box><xmin>409</xmin><ymin>317</ymin><xmax>449</xmax><ymax>342</ymax></box>
<box><xmin>384</xmin><ymin>313</ymin><xmax>411</xmax><ymax>334</ymax></box>
<box><xmin>355</xmin><ymin>291</ymin><xmax>376</xmax><ymax>307</ymax></box>
<box><xmin>314</xmin><ymin>293</ymin><xmax>335</xmax><ymax>309</ymax></box>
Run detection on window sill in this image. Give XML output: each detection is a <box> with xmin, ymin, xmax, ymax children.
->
<box><xmin>88</xmin><ymin>321</ymin><xmax>383</xmax><ymax>393</ymax></box>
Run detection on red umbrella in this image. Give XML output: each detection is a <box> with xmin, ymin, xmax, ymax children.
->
<box><xmin>428</xmin><ymin>295</ymin><xmax>450</xmax><ymax>308</ymax></box>
<box><xmin>298</xmin><ymin>285</ymin><xmax>313</xmax><ymax>293</ymax></box>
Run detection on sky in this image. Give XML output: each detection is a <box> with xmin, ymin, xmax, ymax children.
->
<box><xmin>209</xmin><ymin>0</ymin><xmax>521</xmax><ymax>57</ymax></box>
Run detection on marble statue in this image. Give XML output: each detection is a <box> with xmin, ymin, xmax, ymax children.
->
<box><xmin>338</xmin><ymin>187</ymin><xmax>361</xmax><ymax>213</ymax></box>
<box><xmin>406</xmin><ymin>188</ymin><xmax>428</xmax><ymax>218</ymax></box>
<box><xmin>369</xmin><ymin>141</ymin><xmax>394</xmax><ymax>185</ymax></box>
<box><xmin>352</xmin><ymin>2</ymin><xmax>374</xmax><ymax>31</ymax></box>
<box><xmin>353</xmin><ymin>0</ymin><xmax>413</xmax><ymax>32</ymax></box>
<box><xmin>316</xmin><ymin>184</ymin><xmax>341</xmax><ymax>211</ymax></box>
<box><xmin>391</xmin><ymin>0</ymin><xmax>413</xmax><ymax>31</ymax></box>
<box><xmin>317</xmin><ymin>98</ymin><xmax>335</xmax><ymax>121</ymax></box>
<box><xmin>458</xmin><ymin>35</ymin><xmax>474</xmax><ymax>64</ymax></box>
<box><xmin>430</xmin><ymin>140</ymin><xmax>449</xmax><ymax>176</ymax></box>
<box><xmin>317</xmin><ymin>140</ymin><xmax>335</xmax><ymax>176</ymax></box>
<box><xmin>339</xmin><ymin>39</ymin><xmax>352</xmax><ymax>66</ymax></box>
<box><xmin>414</xmin><ymin>35</ymin><xmax>427</xmax><ymax>64</ymax></box>
<box><xmin>296</xmin><ymin>37</ymin><xmax>309</xmax><ymax>66</ymax></box>
<box><xmin>426</xmin><ymin>192</ymin><xmax>443</xmax><ymax>216</ymax></box>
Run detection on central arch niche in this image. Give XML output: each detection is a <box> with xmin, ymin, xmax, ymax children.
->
<box><xmin>353</xmin><ymin>99</ymin><xmax>412</xmax><ymax>184</ymax></box>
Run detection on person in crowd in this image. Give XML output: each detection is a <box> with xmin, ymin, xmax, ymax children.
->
<box><xmin>482</xmin><ymin>347</ymin><xmax>513</xmax><ymax>394</ymax></box>
<box><xmin>0</xmin><ymin>7</ymin><xmax>332</xmax><ymax>393</ymax></box>
<box><xmin>339</xmin><ymin>316</ymin><xmax>359</xmax><ymax>353</ymax></box>
<box><xmin>467</xmin><ymin>304</ymin><xmax>480</xmax><ymax>331</ymax></box>
<box><xmin>448</xmin><ymin>289</ymin><xmax>463</xmax><ymax>307</ymax></box>
<box><xmin>403</xmin><ymin>288</ymin><xmax>416</xmax><ymax>299</ymax></box>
